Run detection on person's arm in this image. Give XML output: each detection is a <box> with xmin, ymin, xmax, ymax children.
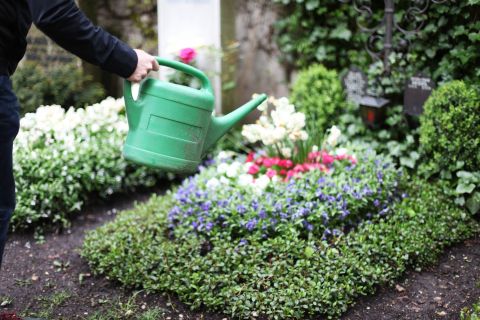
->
<box><xmin>28</xmin><ymin>0</ymin><xmax>158</xmax><ymax>81</ymax></box>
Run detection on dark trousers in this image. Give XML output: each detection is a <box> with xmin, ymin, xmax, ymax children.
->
<box><xmin>0</xmin><ymin>76</ymin><xmax>20</xmax><ymax>269</ymax></box>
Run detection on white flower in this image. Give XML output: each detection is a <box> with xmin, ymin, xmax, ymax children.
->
<box><xmin>312</xmin><ymin>145</ymin><xmax>319</xmax><ymax>152</ymax></box>
<box><xmin>326</xmin><ymin>125</ymin><xmax>341</xmax><ymax>147</ymax></box>
<box><xmin>281</xmin><ymin>147</ymin><xmax>292</xmax><ymax>158</ymax></box>
<box><xmin>257</xmin><ymin>100</ymin><xmax>268</xmax><ymax>112</ymax></box>
<box><xmin>300</xmin><ymin>130</ymin><xmax>309</xmax><ymax>141</ymax></box>
<box><xmin>219</xmin><ymin>176</ymin><xmax>230</xmax><ymax>185</ymax></box>
<box><xmin>255</xmin><ymin>175</ymin><xmax>270</xmax><ymax>190</ymax></box>
<box><xmin>206</xmin><ymin>177</ymin><xmax>220</xmax><ymax>189</ymax></box>
<box><xmin>335</xmin><ymin>147</ymin><xmax>348</xmax><ymax>156</ymax></box>
<box><xmin>217</xmin><ymin>151</ymin><xmax>234</xmax><ymax>161</ymax></box>
<box><xmin>226</xmin><ymin>161</ymin><xmax>242</xmax><ymax>178</ymax></box>
<box><xmin>217</xmin><ymin>162</ymin><xmax>229</xmax><ymax>174</ymax></box>
<box><xmin>238</xmin><ymin>174</ymin><xmax>254</xmax><ymax>187</ymax></box>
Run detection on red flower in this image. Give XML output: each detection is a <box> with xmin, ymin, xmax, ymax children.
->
<box><xmin>179</xmin><ymin>48</ymin><xmax>197</xmax><ymax>64</ymax></box>
<box><xmin>279</xmin><ymin>169</ymin><xmax>287</xmax><ymax>176</ymax></box>
<box><xmin>246</xmin><ymin>152</ymin><xmax>255</xmax><ymax>163</ymax></box>
<box><xmin>255</xmin><ymin>157</ymin><xmax>264</xmax><ymax>165</ymax></box>
<box><xmin>248</xmin><ymin>164</ymin><xmax>260</xmax><ymax>175</ymax></box>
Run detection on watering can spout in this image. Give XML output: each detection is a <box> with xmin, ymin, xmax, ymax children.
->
<box><xmin>203</xmin><ymin>94</ymin><xmax>268</xmax><ymax>154</ymax></box>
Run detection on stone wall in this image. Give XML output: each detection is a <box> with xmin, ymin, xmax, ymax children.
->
<box><xmin>233</xmin><ymin>0</ymin><xmax>290</xmax><ymax>119</ymax></box>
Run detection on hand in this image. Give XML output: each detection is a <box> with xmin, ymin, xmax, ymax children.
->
<box><xmin>127</xmin><ymin>49</ymin><xmax>160</xmax><ymax>82</ymax></box>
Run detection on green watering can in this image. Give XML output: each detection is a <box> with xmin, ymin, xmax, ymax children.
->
<box><xmin>123</xmin><ymin>57</ymin><xmax>267</xmax><ymax>173</ymax></box>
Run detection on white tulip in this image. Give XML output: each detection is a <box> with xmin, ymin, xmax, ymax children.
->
<box><xmin>281</xmin><ymin>147</ymin><xmax>292</xmax><ymax>158</ymax></box>
<box><xmin>326</xmin><ymin>125</ymin><xmax>341</xmax><ymax>147</ymax></box>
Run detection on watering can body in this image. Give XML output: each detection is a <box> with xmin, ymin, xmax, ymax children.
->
<box><xmin>123</xmin><ymin>57</ymin><xmax>267</xmax><ymax>173</ymax></box>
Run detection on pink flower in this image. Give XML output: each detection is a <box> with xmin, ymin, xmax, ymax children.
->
<box><xmin>246</xmin><ymin>152</ymin><xmax>255</xmax><ymax>163</ymax></box>
<box><xmin>279</xmin><ymin>169</ymin><xmax>287</xmax><ymax>176</ymax></box>
<box><xmin>179</xmin><ymin>48</ymin><xmax>197</xmax><ymax>64</ymax></box>
<box><xmin>293</xmin><ymin>164</ymin><xmax>305</xmax><ymax>173</ymax></box>
<box><xmin>248</xmin><ymin>164</ymin><xmax>260</xmax><ymax>175</ymax></box>
<box><xmin>286</xmin><ymin>170</ymin><xmax>296</xmax><ymax>179</ymax></box>
<box><xmin>284</xmin><ymin>160</ymin><xmax>293</xmax><ymax>168</ymax></box>
<box><xmin>321</xmin><ymin>152</ymin><xmax>335</xmax><ymax>165</ymax></box>
<box><xmin>349</xmin><ymin>155</ymin><xmax>358</xmax><ymax>165</ymax></box>
<box><xmin>263</xmin><ymin>158</ymin><xmax>275</xmax><ymax>168</ymax></box>
<box><xmin>266</xmin><ymin>169</ymin><xmax>277</xmax><ymax>178</ymax></box>
<box><xmin>308</xmin><ymin>151</ymin><xmax>320</xmax><ymax>161</ymax></box>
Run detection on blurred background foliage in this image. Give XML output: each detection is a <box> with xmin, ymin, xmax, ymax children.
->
<box><xmin>273</xmin><ymin>1</ymin><xmax>480</xmax><ymax>103</ymax></box>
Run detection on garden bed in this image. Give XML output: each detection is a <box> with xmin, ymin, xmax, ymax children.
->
<box><xmin>80</xmin><ymin>93</ymin><xmax>479</xmax><ymax>319</ymax></box>
<box><xmin>1</xmin><ymin>186</ymin><xmax>479</xmax><ymax>320</ymax></box>
<box><xmin>82</xmin><ymin>166</ymin><xmax>478</xmax><ymax>318</ymax></box>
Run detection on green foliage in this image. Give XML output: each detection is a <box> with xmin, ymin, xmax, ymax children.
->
<box><xmin>419</xmin><ymin>81</ymin><xmax>480</xmax><ymax>213</ymax></box>
<box><xmin>419</xmin><ymin>81</ymin><xmax>480</xmax><ymax>173</ymax></box>
<box><xmin>274</xmin><ymin>1</ymin><xmax>480</xmax><ymax>101</ymax></box>
<box><xmin>337</xmin><ymin>105</ymin><xmax>420</xmax><ymax>171</ymax></box>
<box><xmin>291</xmin><ymin>64</ymin><xmax>349</xmax><ymax>132</ymax></box>
<box><xmin>462</xmin><ymin>299</ymin><xmax>480</xmax><ymax>320</ymax></box>
<box><xmin>83</xmin><ymin>164</ymin><xmax>477</xmax><ymax>319</ymax></box>
<box><xmin>12</xmin><ymin>62</ymin><xmax>105</xmax><ymax>115</ymax></box>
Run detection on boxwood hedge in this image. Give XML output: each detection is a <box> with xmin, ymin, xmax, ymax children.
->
<box><xmin>82</xmin><ymin>169</ymin><xmax>477</xmax><ymax>319</ymax></box>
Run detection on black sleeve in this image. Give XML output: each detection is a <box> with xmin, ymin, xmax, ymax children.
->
<box><xmin>27</xmin><ymin>0</ymin><xmax>138</xmax><ymax>78</ymax></box>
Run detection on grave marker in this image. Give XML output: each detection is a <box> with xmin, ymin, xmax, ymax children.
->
<box><xmin>342</xmin><ymin>67</ymin><xmax>368</xmax><ymax>105</ymax></box>
<box><xmin>403</xmin><ymin>73</ymin><xmax>435</xmax><ymax>116</ymax></box>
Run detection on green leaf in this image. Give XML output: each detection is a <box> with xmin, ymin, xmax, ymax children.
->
<box><xmin>466</xmin><ymin>192</ymin><xmax>480</xmax><ymax>214</ymax></box>
<box><xmin>400</xmin><ymin>157</ymin><xmax>415</xmax><ymax>169</ymax></box>
<box><xmin>330</xmin><ymin>25</ymin><xmax>352</xmax><ymax>41</ymax></box>
<box><xmin>304</xmin><ymin>246</ymin><xmax>315</xmax><ymax>258</ymax></box>
<box><xmin>457</xmin><ymin>171</ymin><xmax>474</xmax><ymax>179</ymax></box>
<box><xmin>456</xmin><ymin>183</ymin><xmax>476</xmax><ymax>194</ymax></box>
<box><xmin>305</xmin><ymin>0</ymin><xmax>319</xmax><ymax>10</ymax></box>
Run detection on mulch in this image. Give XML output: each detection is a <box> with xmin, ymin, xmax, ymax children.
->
<box><xmin>1</xmin><ymin>189</ymin><xmax>478</xmax><ymax>320</ymax></box>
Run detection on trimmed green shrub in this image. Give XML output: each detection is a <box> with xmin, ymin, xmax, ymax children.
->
<box><xmin>420</xmin><ymin>81</ymin><xmax>480</xmax><ymax>174</ymax></box>
<box><xmin>12</xmin><ymin>62</ymin><xmax>105</xmax><ymax>115</ymax></box>
<box><xmin>290</xmin><ymin>64</ymin><xmax>349</xmax><ymax>133</ymax></box>
<box><xmin>419</xmin><ymin>81</ymin><xmax>480</xmax><ymax>213</ymax></box>
<box><xmin>82</xmin><ymin>156</ymin><xmax>478</xmax><ymax>319</ymax></box>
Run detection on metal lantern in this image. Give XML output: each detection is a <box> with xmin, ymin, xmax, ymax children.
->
<box><xmin>359</xmin><ymin>96</ymin><xmax>390</xmax><ymax>128</ymax></box>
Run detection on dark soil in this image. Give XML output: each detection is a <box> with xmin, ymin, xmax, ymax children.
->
<box><xmin>342</xmin><ymin>236</ymin><xmax>480</xmax><ymax>320</ymax></box>
<box><xmin>1</xmin><ymin>188</ymin><xmax>479</xmax><ymax>320</ymax></box>
<box><xmin>0</xmin><ymin>188</ymin><xmax>225</xmax><ymax>320</ymax></box>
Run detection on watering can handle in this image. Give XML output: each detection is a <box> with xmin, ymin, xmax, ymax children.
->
<box><xmin>155</xmin><ymin>57</ymin><xmax>213</xmax><ymax>94</ymax></box>
<box><xmin>124</xmin><ymin>56</ymin><xmax>213</xmax><ymax>106</ymax></box>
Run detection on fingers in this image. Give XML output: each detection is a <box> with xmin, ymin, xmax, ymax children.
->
<box><xmin>127</xmin><ymin>49</ymin><xmax>158</xmax><ymax>82</ymax></box>
<box><xmin>152</xmin><ymin>58</ymin><xmax>160</xmax><ymax>71</ymax></box>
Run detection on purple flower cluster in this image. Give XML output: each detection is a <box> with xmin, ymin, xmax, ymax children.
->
<box><xmin>167</xmin><ymin>153</ymin><xmax>403</xmax><ymax>245</ymax></box>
